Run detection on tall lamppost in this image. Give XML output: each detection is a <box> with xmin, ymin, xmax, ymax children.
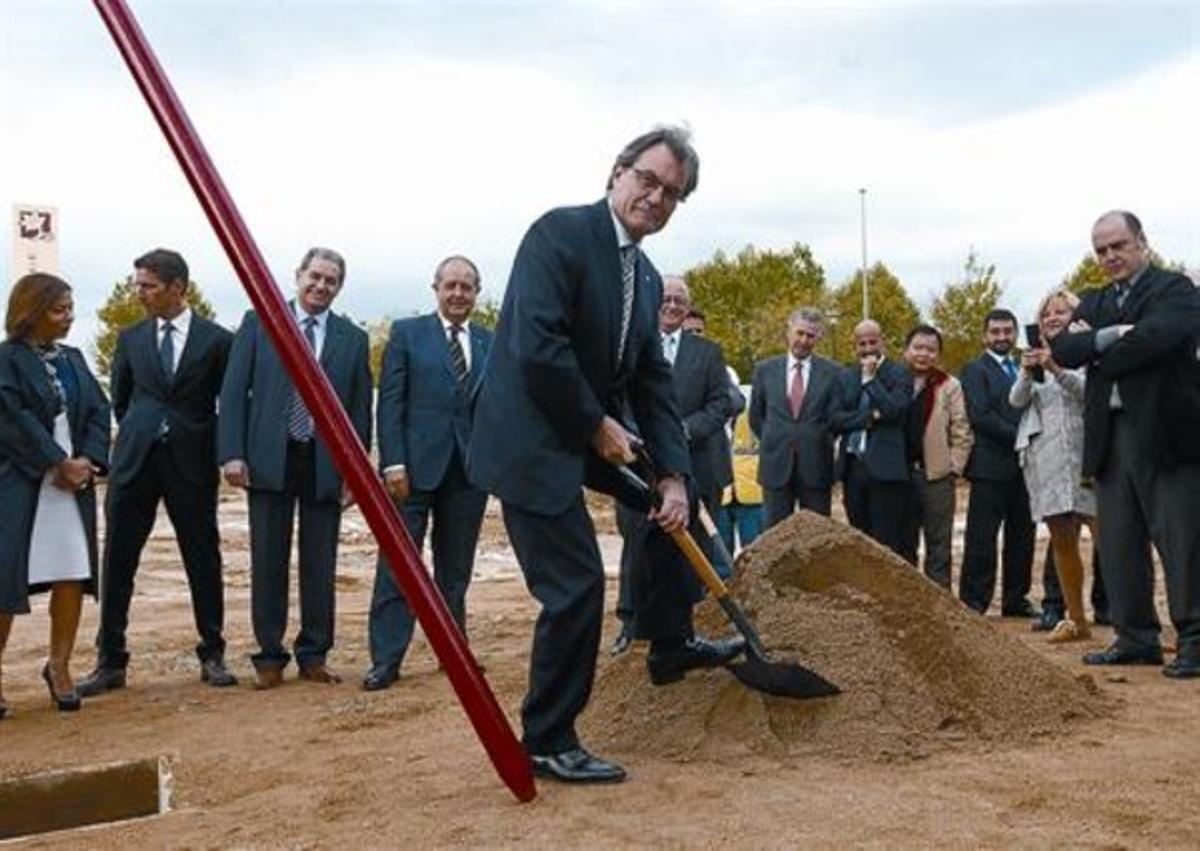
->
<box><xmin>859</xmin><ymin>187</ymin><xmax>869</xmax><ymax>320</ymax></box>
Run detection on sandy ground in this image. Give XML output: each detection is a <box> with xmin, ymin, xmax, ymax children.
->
<box><xmin>2</xmin><ymin>486</ymin><xmax>1198</xmax><ymax>849</ymax></box>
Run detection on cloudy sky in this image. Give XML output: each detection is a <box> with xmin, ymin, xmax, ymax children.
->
<box><xmin>2</xmin><ymin>0</ymin><xmax>1197</xmax><ymax>353</ymax></box>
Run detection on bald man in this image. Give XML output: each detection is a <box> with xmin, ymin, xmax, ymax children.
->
<box><xmin>829</xmin><ymin>319</ymin><xmax>913</xmax><ymax>557</ymax></box>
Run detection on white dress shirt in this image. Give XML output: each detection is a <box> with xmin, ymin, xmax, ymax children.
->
<box><xmin>293</xmin><ymin>303</ymin><xmax>329</xmax><ymax>359</ymax></box>
<box><xmin>662</xmin><ymin>329</ymin><xmax>682</xmax><ymax>366</ymax></box>
<box><xmin>439</xmin><ymin>313</ymin><xmax>473</xmax><ymax>373</ymax></box>
<box><xmin>157</xmin><ymin>307</ymin><xmax>192</xmax><ymax>372</ymax></box>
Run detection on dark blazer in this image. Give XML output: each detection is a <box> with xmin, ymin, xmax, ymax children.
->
<box><xmin>108</xmin><ymin>314</ymin><xmax>232</xmax><ymax>487</ymax></box>
<box><xmin>830</xmin><ymin>358</ymin><xmax>912</xmax><ymax>483</ymax></box>
<box><xmin>960</xmin><ymin>353</ymin><xmax>1022</xmax><ymax>482</ymax></box>
<box><xmin>377</xmin><ymin>312</ymin><xmax>492</xmax><ymax>491</ymax></box>
<box><xmin>217</xmin><ymin>308</ymin><xmax>372</xmax><ymax>503</ymax></box>
<box><xmin>468</xmin><ymin>199</ymin><xmax>689</xmax><ymax>516</ymax></box>
<box><xmin>748</xmin><ymin>354</ymin><xmax>839</xmax><ymax>491</ymax></box>
<box><xmin>0</xmin><ymin>341</ymin><xmax>110</xmax><ymax>613</ymax></box>
<box><xmin>1052</xmin><ymin>265</ymin><xmax>1200</xmax><ymax>476</ymax></box>
<box><xmin>672</xmin><ymin>332</ymin><xmax>734</xmax><ymax>500</ymax></box>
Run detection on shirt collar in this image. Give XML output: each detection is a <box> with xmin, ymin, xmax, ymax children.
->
<box><xmin>438</xmin><ymin>312</ymin><xmax>471</xmax><ymax>334</ymax></box>
<box><xmin>608</xmin><ymin>199</ymin><xmax>636</xmax><ymax>250</ymax></box>
<box><xmin>293</xmin><ymin>302</ymin><xmax>328</xmax><ymax>329</ymax></box>
<box><xmin>986</xmin><ymin>349</ymin><xmax>1011</xmax><ymax>367</ymax></box>
<box><xmin>787</xmin><ymin>352</ymin><xmax>811</xmax><ymax>371</ymax></box>
<box><xmin>159</xmin><ymin>306</ymin><xmax>192</xmax><ymax>334</ymax></box>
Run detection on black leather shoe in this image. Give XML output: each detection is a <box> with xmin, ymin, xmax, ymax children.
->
<box><xmin>1032</xmin><ymin>607</ymin><xmax>1063</xmax><ymax>632</ymax></box>
<box><xmin>1001</xmin><ymin>600</ymin><xmax>1040</xmax><ymax>619</ymax></box>
<box><xmin>1083</xmin><ymin>644</ymin><xmax>1164</xmax><ymax>666</ymax></box>
<box><xmin>361</xmin><ymin>666</ymin><xmax>399</xmax><ymax>692</ymax></box>
<box><xmin>42</xmin><ymin>665</ymin><xmax>81</xmax><ymax>712</ymax></box>
<box><xmin>529</xmin><ymin>747</ymin><xmax>626</xmax><ymax>784</ymax></box>
<box><xmin>200</xmin><ymin>659</ymin><xmax>238</xmax><ymax>687</ymax></box>
<box><xmin>1162</xmin><ymin>656</ymin><xmax>1200</xmax><ymax>679</ymax></box>
<box><xmin>646</xmin><ymin>635</ymin><xmax>747</xmax><ymax>686</ymax></box>
<box><xmin>609</xmin><ymin>625</ymin><xmax>633</xmax><ymax>657</ymax></box>
<box><xmin>1093</xmin><ymin>610</ymin><xmax>1112</xmax><ymax>627</ymax></box>
<box><xmin>76</xmin><ymin>666</ymin><xmax>127</xmax><ymax>697</ymax></box>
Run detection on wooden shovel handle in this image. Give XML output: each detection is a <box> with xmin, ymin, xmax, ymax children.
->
<box><xmin>669</xmin><ymin>527</ymin><xmax>729</xmax><ymax>600</ymax></box>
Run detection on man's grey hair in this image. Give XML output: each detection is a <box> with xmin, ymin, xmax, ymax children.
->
<box><xmin>298</xmin><ymin>246</ymin><xmax>346</xmax><ymax>284</ymax></box>
<box><xmin>606</xmin><ymin>125</ymin><xmax>700</xmax><ymax>201</ymax></box>
<box><xmin>433</xmin><ymin>254</ymin><xmax>481</xmax><ymax>290</ymax></box>
<box><xmin>787</xmin><ymin>306</ymin><xmax>825</xmax><ymax>328</ymax></box>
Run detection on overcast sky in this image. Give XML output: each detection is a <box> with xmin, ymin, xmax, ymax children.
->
<box><xmin>2</xmin><ymin>0</ymin><xmax>1197</xmax><ymax>354</ymax></box>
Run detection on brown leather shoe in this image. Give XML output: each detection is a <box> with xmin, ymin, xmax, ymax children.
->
<box><xmin>254</xmin><ymin>667</ymin><xmax>284</xmax><ymax>690</ymax></box>
<box><xmin>298</xmin><ymin>663</ymin><xmax>342</xmax><ymax>684</ymax></box>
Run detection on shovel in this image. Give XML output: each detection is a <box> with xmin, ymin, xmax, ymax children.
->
<box><xmin>616</xmin><ymin>460</ymin><xmax>839</xmax><ymax>700</ymax></box>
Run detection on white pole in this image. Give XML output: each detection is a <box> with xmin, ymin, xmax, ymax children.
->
<box><xmin>859</xmin><ymin>188</ymin><xmax>869</xmax><ymax>320</ymax></box>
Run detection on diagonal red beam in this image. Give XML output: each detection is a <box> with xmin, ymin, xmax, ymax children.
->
<box><xmin>92</xmin><ymin>0</ymin><xmax>535</xmax><ymax>803</ymax></box>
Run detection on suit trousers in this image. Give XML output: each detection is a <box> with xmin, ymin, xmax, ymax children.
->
<box><xmin>505</xmin><ymin>491</ymin><xmax>699</xmax><ymax>754</ymax></box>
<box><xmin>959</xmin><ymin>477</ymin><xmax>1035</xmax><ymax>613</ymax></box>
<box><xmin>902</xmin><ymin>473</ymin><xmax>955</xmax><ymax>589</ymax></box>
<box><xmin>97</xmin><ymin>440</ymin><xmax>226</xmax><ymax>668</ymax></box>
<box><xmin>615</xmin><ymin>498</ymin><xmax>710</xmax><ymax>629</ymax></box>
<box><xmin>762</xmin><ymin>468</ymin><xmax>832</xmax><ymax>530</ymax></box>
<box><xmin>1096</xmin><ymin>413</ymin><xmax>1200</xmax><ymax>655</ymax></box>
<box><xmin>842</xmin><ymin>456</ymin><xmax>910</xmax><ymax>558</ymax></box>
<box><xmin>368</xmin><ymin>451</ymin><xmax>487</xmax><ymax>671</ymax></box>
<box><xmin>248</xmin><ymin>440</ymin><xmax>341</xmax><ymax>671</ymax></box>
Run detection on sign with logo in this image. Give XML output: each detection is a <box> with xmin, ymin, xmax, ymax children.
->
<box><xmin>11</xmin><ymin>203</ymin><xmax>60</xmax><ymax>278</ymax></box>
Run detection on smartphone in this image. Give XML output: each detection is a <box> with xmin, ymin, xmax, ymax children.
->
<box><xmin>1024</xmin><ymin>323</ymin><xmax>1045</xmax><ymax>383</ymax></box>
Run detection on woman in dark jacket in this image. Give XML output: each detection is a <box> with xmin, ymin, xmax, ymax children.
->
<box><xmin>0</xmin><ymin>273</ymin><xmax>110</xmax><ymax>717</ymax></box>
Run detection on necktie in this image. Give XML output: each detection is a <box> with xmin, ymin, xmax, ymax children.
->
<box><xmin>618</xmin><ymin>246</ymin><xmax>637</xmax><ymax>360</ymax></box>
<box><xmin>663</xmin><ymin>333</ymin><xmax>677</xmax><ymax>366</ymax></box>
<box><xmin>287</xmin><ymin>316</ymin><xmax>318</xmax><ymax>441</ymax></box>
<box><xmin>1115</xmin><ymin>280</ymin><xmax>1130</xmax><ymax>310</ymax></box>
<box><xmin>1003</xmin><ymin>358</ymin><xmax>1018</xmax><ymax>382</ymax></box>
<box><xmin>789</xmin><ymin>361</ymin><xmax>805</xmax><ymax>418</ymax></box>
<box><xmin>448</xmin><ymin>324</ymin><xmax>469</xmax><ymax>386</ymax></box>
<box><xmin>160</xmin><ymin>320</ymin><xmax>175</xmax><ymax>379</ymax></box>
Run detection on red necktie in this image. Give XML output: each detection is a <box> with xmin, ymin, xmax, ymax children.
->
<box><xmin>789</xmin><ymin>362</ymin><xmax>806</xmax><ymax>418</ymax></box>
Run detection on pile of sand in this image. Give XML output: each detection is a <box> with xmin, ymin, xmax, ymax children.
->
<box><xmin>586</xmin><ymin>511</ymin><xmax>1110</xmax><ymax>763</ymax></box>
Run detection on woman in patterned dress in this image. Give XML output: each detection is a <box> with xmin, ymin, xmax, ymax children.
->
<box><xmin>1010</xmin><ymin>288</ymin><xmax>1096</xmax><ymax>642</ymax></box>
<box><xmin>0</xmin><ymin>273</ymin><xmax>110</xmax><ymax>717</ymax></box>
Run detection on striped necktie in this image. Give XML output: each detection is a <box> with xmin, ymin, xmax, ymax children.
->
<box><xmin>287</xmin><ymin>316</ymin><xmax>318</xmax><ymax>441</ymax></box>
<box><xmin>618</xmin><ymin>245</ymin><xmax>637</xmax><ymax>359</ymax></box>
<box><xmin>448</xmin><ymin>324</ymin><xmax>469</xmax><ymax>387</ymax></box>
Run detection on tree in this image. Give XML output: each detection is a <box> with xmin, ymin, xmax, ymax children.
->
<box><xmin>472</xmin><ymin>298</ymin><xmax>501</xmax><ymax>331</ymax></box>
<box><xmin>828</xmin><ymin>262</ymin><xmax>921</xmax><ymax>365</ymax></box>
<box><xmin>929</xmin><ymin>251</ymin><xmax>1003</xmax><ymax>376</ymax></box>
<box><xmin>686</xmin><ymin>243</ymin><xmax>828</xmax><ymax>379</ymax></box>
<box><xmin>93</xmin><ymin>277</ymin><xmax>216</xmax><ymax>377</ymax></box>
<box><xmin>366</xmin><ymin>316</ymin><xmax>392</xmax><ymax>386</ymax></box>
<box><xmin>1063</xmin><ymin>249</ymin><xmax>1186</xmax><ymax>296</ymax></box>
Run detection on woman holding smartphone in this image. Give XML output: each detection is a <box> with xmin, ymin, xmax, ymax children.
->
<box><xmin>1009</xmin><ymin>288</ymin><xmax>1095</xmax><ymax>642</ymax></box>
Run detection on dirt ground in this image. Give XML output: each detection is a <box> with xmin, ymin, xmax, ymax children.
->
<box><xmin>2</xmin><ymin>487</ymin><xmax>1198</xmax><ymax>849</ymax></box>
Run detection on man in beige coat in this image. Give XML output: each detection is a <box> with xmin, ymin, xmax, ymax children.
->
<box><xmin>901</xmin><ymin>325</ymin><xmax>973</xmax><ymax>587</ymax></box>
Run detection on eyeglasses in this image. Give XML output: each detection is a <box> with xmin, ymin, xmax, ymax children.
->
<box><xmin>630</xmin><ymin>167</ymin><xmax>686</xmax><ymax>204</ymax></box>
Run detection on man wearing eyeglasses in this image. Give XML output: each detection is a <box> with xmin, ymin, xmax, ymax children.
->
<box><xmin>468</xmin><ymin>126</ymin><xmax>745</xmax><ymax>785</ymax></box>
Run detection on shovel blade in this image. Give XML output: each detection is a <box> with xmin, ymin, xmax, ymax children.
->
<box><xmin>728</xmin><ymin>654</ymin><xmax>840</xmax><ymax>700</ymax></box>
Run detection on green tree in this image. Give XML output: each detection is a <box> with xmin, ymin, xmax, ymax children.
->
<box><xmin>366</xmin><ymin>316</ymin><xmax>392</xmax><ymax>386</ymax></box>
<box><xmin>472</xmin><ymin>298</ymin><xmax>501</xmax><ymax>331</ymax></box>
<box><xmin>828</xmin><ymin>262</ymin><xmax>921</xmax><ymax>365</ymax></box>
<box><xmin>1063</xmin><ymin>249</ymin><xmax>1186</xmax><ymax>296</ymax></box>
<box><xmin>93</xmin><ymin>277</ymin><xmax>216</xmax><ymax>377</ymax></box>
<box><xmin>686</xmin><ymin>243</ymin><xmax>828</xmax><ymax>379</ymax></box>
<box><xmin>929</xmin><ymin>251</ymin><xmax>1003</xmax><ymax>376</ymax></box>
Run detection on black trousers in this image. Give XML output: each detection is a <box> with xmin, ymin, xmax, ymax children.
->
<box><xmin>842</xmin><ymin>456</ymin><xmax>911</xmax><ymax>558</ymax></box>
<box><xmin>504</xmin><ymin>491</ymin><xmax>700</xmax><ymax>755</ymax></box>
<box><xmin>901</xmin><ymin>473</ymin><xmax>955</xmax><ymax>588</ymax></box>
<box><xmin>762</xmin><ymin>465</ymin><xmax>832</xmax><ymax>530</ymax></box>
<box><xmin>1096</xmin><ymin>414</ymin><xmax>1200</xmax><ymax>656</ymax></box>
<box><xmin>248</xmin><ymin>441</ymin><xmax>341</xmax><ymax>671</ymax></box>
<box><xmin>97</xmin><ymin>441</ymin><xmax>225</xmax><ymax>668</ymax></box>
<box><xmin>959</xmin><ymin>477</ymin><xmax>1035</xmax><ymax>613</ymax></box>
<box><xmin>368</xmin><ymin>450</ymin><xmax>487</xmax><ymax>671</ymax></box>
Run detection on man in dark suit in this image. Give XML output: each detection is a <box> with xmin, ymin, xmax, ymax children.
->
<box><xmin>79</xmin><ymin>249</ymin><xmax>237</xmax><ymax>697</ymax></box>
<box><xmin>218</xmin><ymin>247</ymin><xmax>372</xmax><ymax>689</ymax></box>
<box><xmin>830</xmin><ymin>319</ymin><xmax>912</xmax><ymax>556</ymax></box>
<box><xmin>749</xmin><ymin>306</ymin><xmax>840</xmax><ymax>527</ymax></box>
<box><xmin>1052</xmin><ymin>210</ymin><xmax>1200</xmax><ymax>677</ymax></box>
<box><xmin>611</xmin><ymin>275</ymin><xmax>734</xmax><ymax>654</ymax></box>
<box><xmin>958</xmin><ymin>309</ymin><xmax>1037</xmax><ymax>617</ymax></box>
<box><xmin>468</xmin><ymin>127</ymin><xmax>744</xmax><ymax>785</ymax></box>
<box><xmin>363</xmin><ymin>256</ymin><xmax>492</xmax><ymax>691</ymax></box>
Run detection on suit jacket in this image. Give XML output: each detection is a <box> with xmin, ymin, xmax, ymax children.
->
<box><xmin>108</xmin><ymin>314</ymin><xmax>232</xmax><ymax>488</ymax></box>
<box><xmin>960</xmin><ymin>353</ymin><xmax>1022</xmax><ymax>482</ymax></box>
<box><xmin>217</xmin><ymin>307</ymin><xmax>372</xmax><ymax>503</ymax></box>
<box><xmin>919</xmin><ymin>373</ymin><xmax>973</xmax><ymax>481</ymax></box>
<box><xmin>0</xmin><ymin>341</ymin><xmax>110</xmax><ymax>612</ymax></box>
<box><xmin>1051</xmin><ymin>265</ymin><xmax>1200</xmax><ymax>476</ymax></box>
<box><xmin>671</xmin><ymin>332</ymin><xmax>734</xmax><ymax>499</ymax></box>
<box><xmin>377</xmin><ymin>312</ymin><xmax>492</xmax><ymax>492</ymax></box>
<box><xmin>748</xmin><ymin>354</ymin><xmax>839</xmax><ymax>491</ymax></box>
<box><xmin>468</xmin><ymin>199</ymin><xmax>689</xmax><ymax>516</ymax></box>
<box><xmin>830</xmin><ymin>358</ymin><xmax>912</xmax><ymax>483</ymax></box>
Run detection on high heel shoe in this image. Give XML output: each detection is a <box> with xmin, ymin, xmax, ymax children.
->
<box><xmin>0</xmin><ymin>700</ymin><xmax>7</xmax><ymax>720</ymax></box>
<box><xmin>41</xmin><ymin>664</ymin><xmax>82</xmax><ymax>712</ymax></box>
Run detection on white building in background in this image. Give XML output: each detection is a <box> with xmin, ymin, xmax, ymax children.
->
<box><xmin>10</xmin><ymin>203</ymin><xmax>59</xmax><ymax>279</ymax></box>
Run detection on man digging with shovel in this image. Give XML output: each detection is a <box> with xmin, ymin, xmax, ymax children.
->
<box><xmin>467</xmin><ymin>126</ymin><xmax>748</xmax><ymax>784</ymax></box>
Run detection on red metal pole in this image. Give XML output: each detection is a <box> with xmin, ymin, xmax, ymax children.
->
<box><xmin>91</xmin><ymin>0</ymin><xmax>535</xmax><ymax>803</ymax></box>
